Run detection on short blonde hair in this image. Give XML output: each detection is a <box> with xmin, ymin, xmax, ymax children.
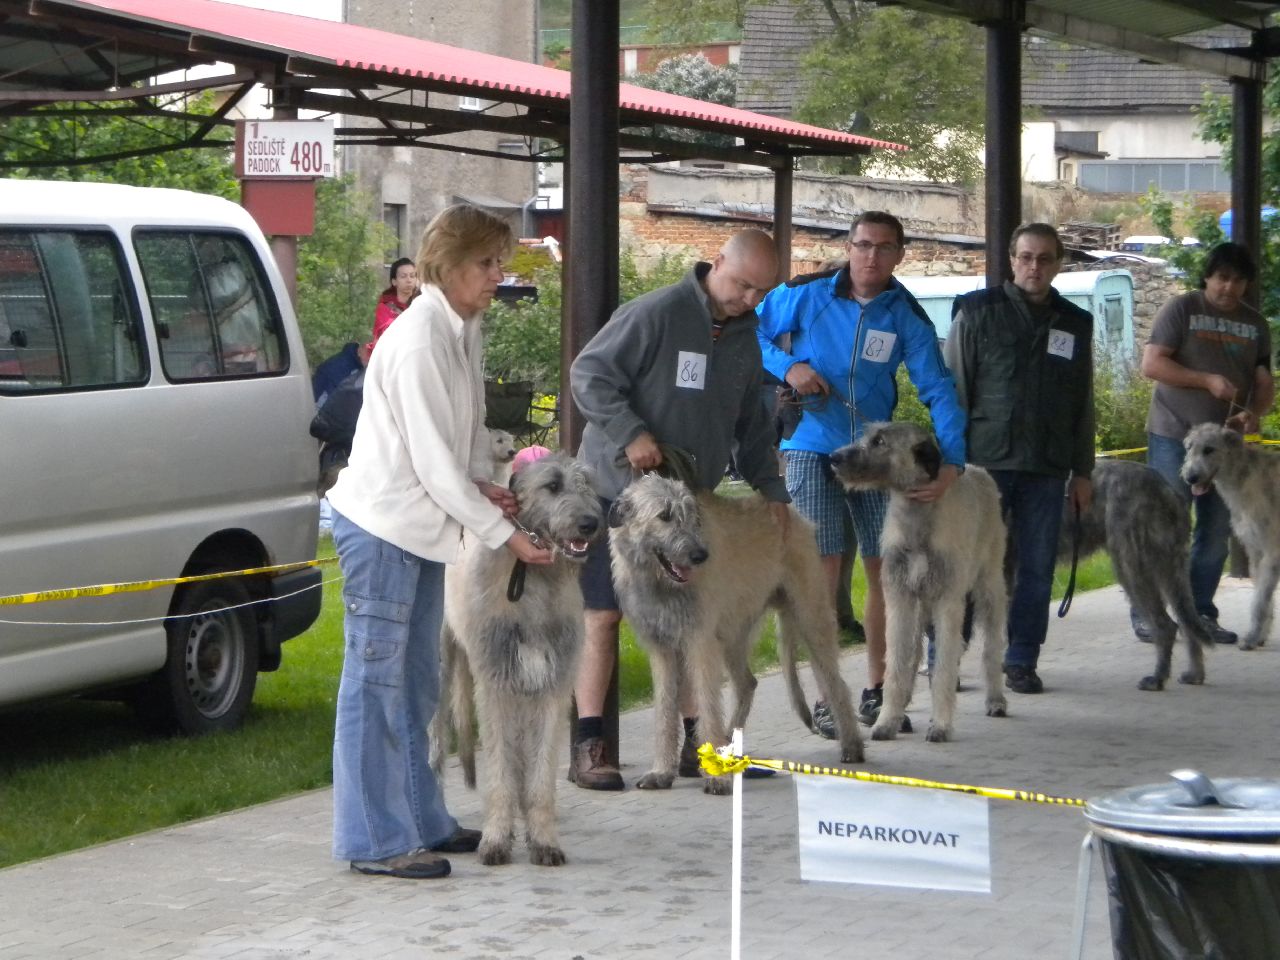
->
<box><xmin>416</xmin><ymin>204</ymin><xmax>514</xmax><ymax>287</ymax></box>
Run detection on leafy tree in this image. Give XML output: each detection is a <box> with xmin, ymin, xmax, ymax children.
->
<box><xmin>627</xmin><ymin>53</ymin><xmax>739</xmax><ymax>149</ymax></box>
<box><xmin>295</xmin><ymin>175</ymin><xmax>396</xmax><ymax>367</ymax></box>
<box><xmin>643</xmin><ymin>0</ymin><xmax>985</xmax><ymax>183</ymax></box>
<box><xmin>0</xmin><ymin>92</ymin><xmax>238</xmax><ymax>198</ymax></box>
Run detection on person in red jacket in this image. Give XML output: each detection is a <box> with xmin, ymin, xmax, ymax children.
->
<box><xmin>371</xmin><ymin>257</ymin><xmax>419</xmax><ymax>348</ymax></box>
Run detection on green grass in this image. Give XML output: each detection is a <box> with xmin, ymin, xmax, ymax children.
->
<box><xmin>0</xmin><ymin>535</ymin><xmax>1114</xmax><ymax>869</ymax></box>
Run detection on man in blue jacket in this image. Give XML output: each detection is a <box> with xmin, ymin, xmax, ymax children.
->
<box><xmin>756</xmin><ymin>211</ymin><xmax>966</xmax><ymax>733</ymax></box>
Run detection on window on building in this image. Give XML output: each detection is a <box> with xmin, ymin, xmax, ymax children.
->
<box><xmin>383</xmin><ymin>203</ymin><xmax>406</xmax><ymax>258</ymax></box>
<box><xmin>459</xmin><ymin>95</ymin><xmax>483</xmax><ymax>111</ymax></box>
<box><xmin>1057</xmin><ymin>130</ymin><xmax>1099</xmax><ymax>154</ymax></box>
<box><xmin>1104</xmin><ymin>296</ymin><xmax>1124</xmax><ymax>340</ymax></box>
<box><xmin>0</xmin><ymin>229</ymin><xmax>146</xmax><ymax>393</ymax></box>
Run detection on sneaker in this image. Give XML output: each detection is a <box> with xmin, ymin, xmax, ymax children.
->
<box><xmin>351</xmin><ymin>848</ymin><xmax>450</xmax><ymax>879</ymax></box>
<box><xmin>429</xmin><ymin>826</ymin><xmax>481</xmax><ymax>854</ymax></box>
<box><xmin>1004</xmin><ymin>664</ymin><xmax>1044</xmax><ymax>694</ymax></box>
<box><xmin>1201</xmin><ymin>615</ymin><xmax>1237</xmax><ymax>645</ymax></box>
<box><xmin>678</xmin><ymin>732</ymin><xmax>701</xmax><ymax>777</ymax></box>
<box><xmin>570</xmin><ymin>736</ymin><xmax>625</xmax><ymax>791</ymax></box>
<box><xmin>1132</xmin><ymin>615</ymin><xmax>1154</xmax><ymax>644</ymax></box>
<box><xmin>857</xmin><ymin>687</ymin><xmax>912</xmax><ymax>732</ymax></box>
<box><xmin>811</xmin><ymin>700</ymin><xmax>838</xmax><ymax>740</ymax></box>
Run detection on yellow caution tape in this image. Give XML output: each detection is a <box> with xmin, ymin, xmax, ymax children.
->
<box><xmin>696</xmin><ymin>743</ymin><xmax>1085</xmax><ymax>807</ymax></box>
<box><xmin>0</xmin><ymin>557</ymin><xmax>340</xmax><ymax>607</ymax></box>
<box><xmin>1097</xmin><ymin>436</ymin><xmax>1280</xmax><ymax>459</ymax></box>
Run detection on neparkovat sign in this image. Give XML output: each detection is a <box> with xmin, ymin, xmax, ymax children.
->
<box><xmin>234</xmin><ymin>120</ymin><xmax>335</xmax><ymax>179</ymax></box>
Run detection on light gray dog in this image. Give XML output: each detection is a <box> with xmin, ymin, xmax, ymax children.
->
<box><xmin>440</xmin><ymin>453</ymin><xmax>603</xmax><ymax>866</ymax></box>
<box><xmin>608</xmin><ymin>474</ymin><xmax>863</xmax><ymax>795</ymax></box>
<box><xmin>830</xmin><ymin>421</ymin><xmax>1008</xmax><ymax>743</ymax></box>
<box><xmin>1058</xmin><ymin>459</ymin><xmax>1213</xmax><ymax>689</ymax></box>
<box><xmin>1182</xmin><ymin>424</ymin><xmax>1280</xmax><ymax>650</ymax></box>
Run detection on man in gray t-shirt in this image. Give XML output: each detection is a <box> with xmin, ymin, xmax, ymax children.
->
<box><xmin>1138</xmin><ymin>242</ymin><xmax>1275</xmax><ymax>642</ymax></box>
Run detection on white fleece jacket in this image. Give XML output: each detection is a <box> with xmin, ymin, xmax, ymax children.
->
<box><xmin>327</xmin><ymin>284</ymin><xmax>512</xmax><ymax>563</ymax></box>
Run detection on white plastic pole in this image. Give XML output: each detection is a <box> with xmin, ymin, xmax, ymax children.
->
<box><xmin>731</xmin><ymin>727</ymin><xmax>744</xmax><ymax>960</ymax></box>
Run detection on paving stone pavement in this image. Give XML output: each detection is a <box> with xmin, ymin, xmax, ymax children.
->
<box><xmin>3</xmin><ymin>580</ymin><xmax>1279</xmax><ymax>960</ymax></box>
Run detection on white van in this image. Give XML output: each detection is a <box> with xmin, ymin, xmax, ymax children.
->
<box><xmin>0</xmin><ymin>180</ymin><xmax>321</xmax><ymax>734</ymax></box>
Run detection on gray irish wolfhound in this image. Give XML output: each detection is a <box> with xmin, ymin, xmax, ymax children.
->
<box><xmin>608</xmin><ymin>475</ymin><xmax>863</xmax><ymax>796</ymax></box>
<box><xmin>1182</xmin><ymin>424</ymin><xmax>1280</xmax><ymax>650</ymax></box>
<box><xmin>439</xmin><ymin>453</ymin><xmax>603</xmax><ymax>866</ymax></box>
<box><xmin>830</xmin><ymin>421</ymin><xmax>1008</xmax><ymax>743</ymax></box>
<box><xmin>1059</xmin><ymin>458</ymin><xmax>1213</xmax><ymax>689</ymax></box>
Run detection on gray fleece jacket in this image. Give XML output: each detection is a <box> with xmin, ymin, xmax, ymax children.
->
<box><xmin>571</xmin><ymin>263</ymin><xmax>789</xmax><ymax>503</ymax></box>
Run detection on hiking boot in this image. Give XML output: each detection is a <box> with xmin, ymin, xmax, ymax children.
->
<box><xmin>679</xmin><ymin>732</ymin><xmax>702</xmax><ymax>777</ymax></box>
<box><xmin>1004</xmin><ymin>664</ymin><xmax>1044</xmax><ymax>694</ymax></box>
<box><xmin>1201</xmin><ymin>616</ymin><xmax>1237</xmax><ymax>645</ymax></box>
<box><xmin>811</xmin><ymin>700</ymin><xmax>838</xmax><ymax>740</ymax></box>
<box><xmin>857</xmin><ymin>687</ymin><xmax>911</xmax><ymax>732</ymax></box>
<box><xmin>570</xmin><ymin>736</ymin><xmax>625</xmax><ymax>791</ymax></box>
<box><xmin>350</xmin><ymin>848</ymin><xmax>450</xmax><ymax>879</ymax></box>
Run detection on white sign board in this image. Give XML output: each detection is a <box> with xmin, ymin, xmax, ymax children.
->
<box><xmin>237</xmin><ymin>120</ymin><xmax>334</xmax><ymax>178</ymax></box>
<box><xmin>795</xmin><ymin>777</ymin><xmax>991</xmax><ymax>893</ymax></box>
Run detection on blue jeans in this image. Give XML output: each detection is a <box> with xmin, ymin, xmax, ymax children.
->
<box><xmin>331</xmin><ymin>511</ymin><xmax>458</xmax><ymax>861</ymax></box>
<box><xmin>1146</xmin><ymin>433</ymin><xmax>1232</xmax><ymax>619</ymax></box>
<box><xmin>994</xmin><ymin>471</ymin><xmax>1067</xmax><ymax>671</ymax></box>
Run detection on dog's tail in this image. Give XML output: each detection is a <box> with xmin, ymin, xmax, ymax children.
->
<box><xmin>1167</xmin><ymin>560</ymin><xmax>1215</xmax><ymax>650</ymax></box>
<box><xmin>433</xmin><ymin>621</ymin><xmax>479</xmax><ymax>790</ymax></box>
<box><xmin>774</xmin><ymin>608</ymin><xmax>814</xmax><ymax>729</ymax></box>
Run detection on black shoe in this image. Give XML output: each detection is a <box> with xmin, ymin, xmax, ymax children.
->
<box><xmin>679</xmin><ymin>732</ymin><xmax>702</xmax><ymax>777</ymax></box>
<box><xmin>351</xmin><ymin>848</ymin><xmax>451</xmax><ymax>879</ymax></box>
<box><xmin>811</xmin><ymin>700</ymin><xmax>838</xmax><ymax>740</ymax></box>
<box><xmin>429</xmin><ymin>826</ymin><xmax>481</xmax><ymax>853</ymax></box>
<box><xmin>1004</xmin><ymin>664</ymin><xmax>1044</xmax><ymax>694</ymax></box>
<box><xmin>1201</xmin><ymin>615</ymin><xmax>1237</xmax><ymax>644</ymax></box>
<box><xmin>857</xmin><ymin>687</ymin><xmax>882</xmax><ymax>726</ymax></box>
<box><xmin>1132</xmin><ymin>616</ymin><xmax>1154</xmax><ymax>643</ymax></box>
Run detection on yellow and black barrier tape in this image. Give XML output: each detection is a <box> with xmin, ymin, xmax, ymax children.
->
<box><xmin>1097</xmin><ymin>436</ymin><xmax>1280</xmax><ymax>459</ymax></box>
<box><xmin>0</xmin><ymin>557</ymin><xmax>340</xmax><ymax>607</ymax></box>
<box><xmin>697</xmin><ymin>743</ymin><xmax>1085</xmax><ymax>807</ymax></box>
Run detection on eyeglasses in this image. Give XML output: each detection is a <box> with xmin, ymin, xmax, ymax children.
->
<box><xmin>849</xmin><ymin>241</ymin><xmax>900</xmax><ymax>257</ymax></box>
<box><xmin>1013</xmin><ymin>253</ymin><xmax>1059</xmax><ymax>267</ymax></box>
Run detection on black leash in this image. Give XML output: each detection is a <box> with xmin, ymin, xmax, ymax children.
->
<box><xmin>1057</xmin><ymin>502</ymin><xmax>1081</xmax><ymax>619</ymax></box>
<box><xmin>613</xmin><ymin>442</ymin><xmax>702</xmax><ymax>491</ymax></box>
<box><xmin>506</xmin><ymin>517</ymin><xmax>546</xmax><ymax>603</ymax></box>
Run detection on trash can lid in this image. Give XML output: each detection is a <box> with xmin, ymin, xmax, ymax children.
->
<box><xmin>1086</xmin><ymin>769</ymin><xmax>1280</xmax><ymax>836</ymax></box>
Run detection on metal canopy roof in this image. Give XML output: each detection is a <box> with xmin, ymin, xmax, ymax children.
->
<box><xmin>894</xmin><ymin>0</ymin><xmax>1280</xmax><ymax>79</ymax></box>
<box><xmin>0</xmin><ymin>0</ymin><xmax>903</xmax><ymax>171</ymax></box>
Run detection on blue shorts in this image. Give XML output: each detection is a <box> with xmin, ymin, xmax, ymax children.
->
<box><xmin>580</xmin><ymin>497</ymin><xmax>618</xmax><ymax>611</ymax></box>
<box><xmin>785</xmin><ymin>450</ymin><xmax>888</xmax><ymax>557</ymax></box>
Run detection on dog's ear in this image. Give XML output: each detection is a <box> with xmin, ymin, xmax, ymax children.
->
<box><xmin>1223</xmin><ymin>428</ymin><xmax>1245</xmax><ymax>449</ymax></box>
<box><xmin>912</xmin><ymin>438</ymin><xmax>942</xmax><ymax>481</ymax></box>
<box><xmin>607</xmin><ymin>497</ymin><xmax>630</xmax><ymax>529</ymax></box>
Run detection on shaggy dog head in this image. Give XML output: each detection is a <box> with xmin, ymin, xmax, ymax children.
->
<box><xmin>1181</xmin><ymin>423</ymin><xmax>1244</xmax><ymax>496</ymax></box>
<box><xmin>828</xmin><ymin>421</ymin><xmax>942</xmax><ymax>493</ymax></box>
<box><xmin>509</xmin><ymin>453</ymin><xmax>602</xmax><ymax>562</ymax></box>
<box><xmin>608</xmin><ymin>474</ymin><xmax>709</xmax><ymax>585</ymax></box>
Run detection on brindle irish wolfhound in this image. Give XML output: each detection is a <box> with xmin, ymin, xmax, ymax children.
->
<box><xmin>1059</xmin><ymin>459</ymin><xmax>1213</xmax><ymax>689</ymax></box>
<box><xmin>608</xmin><ymin>475</ymin><xmax>863</xmax><ymax>796</ymax></box>
<box><xmin>440</xmin><ymin>453</ymin><xmax>602</xmax><ymax>866</ymax></box>
<box><xmin>830</xmin><ymin>422</ymin><xmax>1008</xmax><ymax>743</ymax></box>
<box><xmin>1182</xmin><ymin>424</ymin><xmax>1280</xmax><ymax>651</ymax></box>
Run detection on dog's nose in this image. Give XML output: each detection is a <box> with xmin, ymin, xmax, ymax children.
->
<box><xmin>689</xmin><ymin>547</ymin><xmax>709</xmax><ymax>565</ymax></box>
<box><xmin>578</xmin><ymin>516</ymin><xmax>600</xmax><ymax>536</ymax></box>
<box><xmin>829</xmin><ymin>449</ymin><xmax>847</xmax><ymax>468</ymax></box>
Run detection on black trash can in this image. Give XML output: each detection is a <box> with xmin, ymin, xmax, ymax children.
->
<box><xmin>1084</xmin><ymin>769</ymin><xmax>1280</xmax><ymax>959</ymax></box>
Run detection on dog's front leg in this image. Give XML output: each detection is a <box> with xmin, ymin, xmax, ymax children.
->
<box><xmin>926</xmin><ymin>598</ymin><xmax>965</xmax><ymax>742</ymax></box>
<box><xmin>636</xmin><ymin>642</ymin><xmax>681</xmax><ymax>789</ymax></box>
<box><xmin>871</xmin><ymin>590</ymin><xmax>919</xmax><ymax>742</ymax></box>
<box><xmin>475</xmin><ymin>680</ymin><xmax>518</xmax><ymax>865</ymax></box>
<box><xmin>1241</xmin><ymin>550</ymin><xmax>1279</xmax><ymax>651</ymax></box>
<box><xmin>689</xmin><ymin>637</ymin><xmax>732</xmax><ymax>795</ymax></box>
<box><xmin>523</xmin><ymin>692</ymin><xmax>568</xmax><ymax>866</ymax></box>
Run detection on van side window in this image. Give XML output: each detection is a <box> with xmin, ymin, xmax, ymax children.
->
<box><xmin>1103</xmin><ymin>296</ymin><xmax>1124</xmax><ymax>340</ymax></box>
<box><xmin>135</xmin><ymin>231</ymin><xmax>286</xmax><ymax>381</ymax></box>
<box><xmin>0</xmin><ymin>230</ymin><xmax>146</xmax><ymax>393</ymax></box>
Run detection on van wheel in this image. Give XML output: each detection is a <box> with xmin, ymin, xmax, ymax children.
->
<box><xmin>139</xmin><ymin>578</ymin><xmax>260</xmax><ymax>735</ymax></box>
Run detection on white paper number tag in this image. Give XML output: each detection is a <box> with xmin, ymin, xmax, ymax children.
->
<box><xmin>1047</xmin><ymin>330</ymin><xmax>1075</xmax><ymax>360</ymax></box>
<box><xmin>675</xmin><ymin>351</ymin><xmax>706</xmax><ymax>390</ymax></box>
<box><xmin>860</xmin><ymin>330</ymin><xmax>897</xmax><ymax>363</ymax></box>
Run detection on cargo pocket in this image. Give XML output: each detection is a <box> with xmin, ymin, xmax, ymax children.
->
<box><xmin>969</xmin><ymin>395</ymin><xmax>1013</xmax><ymax>462</ymax></box>
<box><xmin>342</xmin><ymin>594</ymin><xmax>412</xmax><ymax>687</ymax></box>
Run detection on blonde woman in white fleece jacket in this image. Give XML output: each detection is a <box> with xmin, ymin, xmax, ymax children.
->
<box><xmin>327</xmin><ymin>205</ymin><xmax>552</xmax><ymax>881</ymax></box>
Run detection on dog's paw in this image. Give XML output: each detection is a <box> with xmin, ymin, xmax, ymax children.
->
<box><xmin>529</xmin><ymin>843</ymin><xmax>566</xmax><ymax>867</ymax></box>
<box><xmin>1138</xmin><ymin>675</ymin><xmax>1166</xmax><ymax>691</ymax></box>
<box><xmin>985</xmin><ymin>697</ymin><xmax>1007</xmax><ymax>718</ymax></box>
<box><xmin>840</xmin><ymin>743</ymin><xmax>865</xmax><ymax>764</ymax></box>
<box><xmin>924</xmin><ymin>723</ymin><xmax>950</xmax><ymax>743</ymax></box>
<box><xmin>636</xmin><ymin>770</ymin><xmax>676</xmax><ymax>790</ymax></box>
<box><xmin>703</xmin><ymin>775</ymin><xmax>732</xmax><ymax>796</ymax></box>
<box><xmin>1240</xmin><ymin>635</ymin><xmax>1261</xmax><ymax>651</ymax></box>
<box><xmin>479</xmin><ymin>842</ymin><xmax>513</xmax><ymax>867</ymax></box>
<box><xmin>1177</xmin><ymin>669</ymin><xmax>1204</xmax><ymax>685</ymax></box>
<box><xmin>869</xmin><ymin>721</ymin><xmax>898</xmax><ymax>742</ymax></box>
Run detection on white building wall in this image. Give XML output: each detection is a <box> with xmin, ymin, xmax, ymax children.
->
<box><xmin>1055</xmin><ymin>113</ymin><xmax>1219</xmax><ymax>160</ymax></box>
<box><xmin>1021</xmin><ymin>121</ymin><xmax>1059</xmax><ymax>182</ymax></box>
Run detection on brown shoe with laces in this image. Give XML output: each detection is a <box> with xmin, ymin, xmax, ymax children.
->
<box><xmin>570</xmin><ymin>736</ymin><xmax>625</xmax><ymax>791</ymax></box>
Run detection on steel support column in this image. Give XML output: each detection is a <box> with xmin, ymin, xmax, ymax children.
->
<box><xmin>773</xmin><ymin>161</ymin><xmax>793</xmax><ymax>281</ymax></box>
<box><xmin>984</xmin><ymin>15</ymin><xmax>1022</xmax><ymax>288</ymax></box>
<box><xmin>1231</xmin><ymin>73</ymin><xmax>1264</xmax><ymax>310</ymax></box>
